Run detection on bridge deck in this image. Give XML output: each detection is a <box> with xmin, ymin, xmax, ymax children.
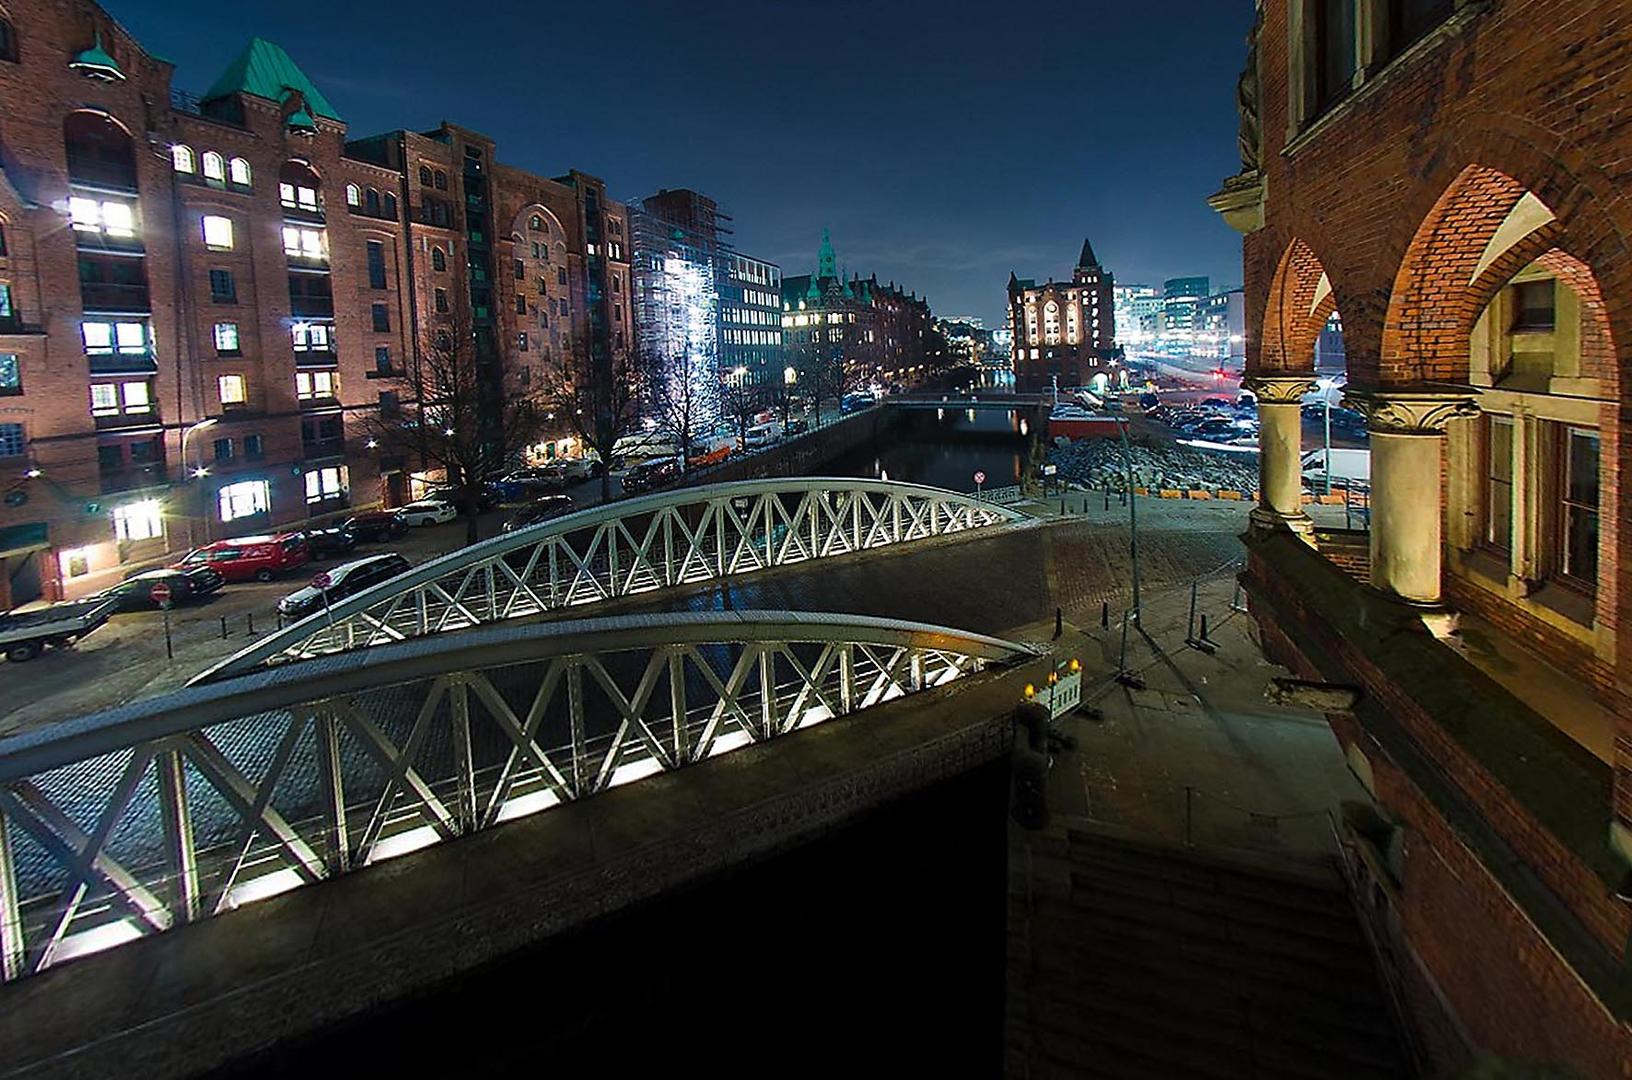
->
<box><xmin>0</xmin><ymin>632</ymin><xmax>1052</xmax><ymax>1078</ymax></box>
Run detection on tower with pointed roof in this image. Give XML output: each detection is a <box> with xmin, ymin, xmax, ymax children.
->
<box><xmin>1006</xmin><ymin>239</ymin><xmax>1119</xmax><ymax>393</ymax></box>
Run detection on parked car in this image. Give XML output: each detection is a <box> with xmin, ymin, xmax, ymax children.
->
<box><xmin>277</xmin><ymin>553</ymin><xmax>413</xmax><ymax>619</ymax></box>
<box><xmin>174</xmin><ymin>533</ymin><xmax>310</xmax><ymax>583</ymax></box>
<box><xmin>425</xmin><ymin>485</ymin><xmax>494</xmax><ymax>513</ymax></box>
<box><xmin>840</xmin><ymin>392</ymin><xmax>873</xmax><ymax>414</ymax></box>
<box><xmin>0</xmin><ymin>598</ymin><xmax>115</xmax><ymax>662</ymax></box>
<box><xmin>744</xmin><ymin>421</ymin><xmax>783</xmax><ymax>450</ymax></box>
<box><xmin>784</xmin><ymin>417</ymin><xmax>810</xmax><ymax>436</ymax></box>
<box><xmin>500</xmin><ymin>467</ymin><xmax>566</xmax><ymax>494</ymax></box>
<box><xmin>303</xmin><ymin>525</ymin><xmax>358</xmax><ymax>561</ymax></box>
<box><xmin>555</xmin><ymin>455</ymin><xmax>603</xmax><ymax>481</ymax></box>
<box><xmin>611</xmin><ymin>433</ymin><xmax>683</xmax><ymax>466</ymax></box>
<box><xmin>621</xmin><ymin>456</ymin><xmax>681</xmax><ymax>495</ymax></box>
<box><xmin>97</xmin><ymin>567</ymin><xmax>224</xmax><ymax>612</ymax></box>
<box><xmin>502</xmin><ymin>495</ymin><xmax>576</xmax><ymax>532</ymax></box>
<box><xmin>485</xmin><ymin>476</ymin><xmax>530</xmax><ymax>504</ymax></box>
<box><xmin>397</xmin><ymin>500</ymin><xmax>459</xmax><ymax>526</ymax></box>
<box><xmin>345</xmin><ymin>511</ymin><xmax>408</xmax><ymax>543</ymax></box>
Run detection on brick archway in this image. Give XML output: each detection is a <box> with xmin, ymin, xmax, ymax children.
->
<box><xmin>1255</xmin><ymin>238</ymin><xmax>1338</xmax><ymax>376</ymax></box>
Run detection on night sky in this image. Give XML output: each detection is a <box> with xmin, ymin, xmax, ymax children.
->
<box><xmin>110</xmin><ymin>0</ymin><xmax>1254</xmax><ymax>327</ymax></box>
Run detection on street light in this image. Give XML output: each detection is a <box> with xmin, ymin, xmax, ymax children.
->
<box><xmin>1315</xmin><ymin>375</ymin><xmax>1342</xmax><ymax>495</ymax></box>
<box><xmin>180</xmin><ymin>417</ymin><xmax>219</xmax><ymax>546</ymax></box>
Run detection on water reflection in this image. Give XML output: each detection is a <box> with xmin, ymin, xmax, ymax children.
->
<box><xmin>827</xmin><ymin>408</ymin><xmax>1032</xmax><ymax>494</ymax></box>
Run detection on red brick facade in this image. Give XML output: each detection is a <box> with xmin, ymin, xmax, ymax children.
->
<box><xmin>0</xmin><ymin>1</ymin><xmax>627</xmax><ymax>605</ymax></box>
<box><xmin>1232</xmin><ymin>0</ymin><xmax>1632</xmax><ymax>1071</ymax></box>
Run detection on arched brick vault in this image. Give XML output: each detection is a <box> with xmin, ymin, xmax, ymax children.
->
<box><xmin>1256</xmin><ymin>238</ymin><xmax>1339</xmax><ymax>374</ymax></box>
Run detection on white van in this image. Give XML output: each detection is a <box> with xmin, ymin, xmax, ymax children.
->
<box><xmin>1302</xmin><ymin>447</ymin><xmax>1371</xmax><ymax>489</ymax></box>
<box><xmin>744</xmin><ymin>421</ymin><xmax>782</xmax><ymax>450</ymax></box>
<box><xmin>612</xmin><ymin>433</ymin><xmax>681</xmax><ymax>464</ymax></box>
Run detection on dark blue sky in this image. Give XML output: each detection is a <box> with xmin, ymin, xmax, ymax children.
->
<box><xmin>112</xmin><ymin>0</ymin><xmax>1253</xmax><ymax>327</ymax></box>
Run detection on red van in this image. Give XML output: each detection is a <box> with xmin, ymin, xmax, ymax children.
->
<box><xmin>174</xmin><ymin>532</ymin><xmax>310</xmax><ymax>583</ymax></box>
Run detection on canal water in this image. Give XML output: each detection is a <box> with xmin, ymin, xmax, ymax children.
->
<box><xmin>827</xmin><ymin>407</ymin><xmax>1034</xmax><ymax>493</ymax></box>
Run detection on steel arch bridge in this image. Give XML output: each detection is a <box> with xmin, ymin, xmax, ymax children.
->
<box><xmin>196</xmin><ymin>477</ymin><xmax>1027</xmax><ymax>682</ymax></box>
<box><xmin>0</xmin><ymin>610</ymin><xmax>1036</xmax><ymax>981</ymax></box>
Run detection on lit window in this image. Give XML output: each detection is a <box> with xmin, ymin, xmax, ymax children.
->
<box><xmin>112</xmin><ymin>499</ymin><xmax>163</xmax><ymax>542</ymax></box>
<box><xmin>70</xmin><ymin>197</ymin><xmax>135</xmax><ymax>237</ymax></box>
<box><xmin>282</xmin><ymin>226</ymin><xmax>325</xmax><ymax>259</ymax></box>
<box><xmin>202</xmin><ymin>215</ymin><xmax>233</xmax><ymax>249</ymax></box>
<box><xmin>228</xmin><ymin>157</ymin><xmax>251</xmax><ymax>186</ymax></box>
<box><xmin>89</xmin><ymin>382</ymin><xmax>117</xmax><ymax>415</ymax></box>
<box><xmin>89</xmin><ymin>380</ymin><xmax>149</xmax><ymax>415</ymax></box>
<box><xmin>202</xmin><ymin>151</ymin><xmax>225</xmax><ymax>182</ymax></box>
<box><xmin>218</xmin><ymin>374</ymin><xmax>246</xmax><ymax>404</ymax></box>
<box><xmin>291</xmin><ymin>322</ymin><xmax>333</xmax><ymax>352</ymax></box>
<box><xmin>345</xmin><ymin>183</ymin><xmax>361</xmax><ymax>207</ymax></box>
<box><xmin>304</xmin><ymin>465</ymin><xmax>347</xmax><ymax>503</ymax></box>
<box><xmin>213</xmin><ymin>322</ymin><xmax>239</xmax><ymax>353</ymax></box>
<box><xmin>296</xmin><ymin>370</ymin><xmax>337</xmax><ymax>399</ymax></box>
<box><xmin>122</xmin><ymin>381</ymin><xmax>149</xmax><ymax>412</ymax></box>
<box><xmin>81</xmin><ymin>319</ymin><xmax>149</xmax><ymax>356</ymax></box>
<box><xmin>0</xmin><ymin>353</ymin><xmax>18</xmax><ymax>395</ymax></box>
<box><xmin>171</xmin><ymin>145</ymin><xmax>195</xmax><ymax>173</ymax></box>
<box><xmin>278</xmin><ymin>184</ymin><xmax>320</xmax><ymax>213</ymax></box>
<box><xmin>218</xmin><ymin>479</ymin><xmax>269</xmax><ymax>522</ymax></box>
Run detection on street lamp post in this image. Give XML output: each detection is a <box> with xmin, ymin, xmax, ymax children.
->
<box><xmin>1316</xmin><ymin>376</ymin><xmax>1340</xmax><ymax>496</ymax></box>
<box><xmin>180</xmin><ymin>417</ymin><xmax>218</xmax><ymax>547</ymax></box>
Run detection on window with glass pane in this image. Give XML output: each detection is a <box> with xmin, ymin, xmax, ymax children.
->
<box><xmin>0</xmin><ymin>353</ymin><xmax>17</xmax><ymax>395</ymax></box>
<box><xmin>172</xmin><ymin>145</ymin><xmax>195</xmax><ymax>173</ymax></box>
<box><xmin>1388</xmin><ymin>0</ymin><xmax>1453</xmax><ymax>53</ymax></box>
<box><xmin>213</xmin><ymin>437</ymin><xmax>233</xmax><ymax>462</ymax></box>
<box><xmin>210</xmin><ymin>269</ymin><xmax>236</xmax><ymax>303</ymax></box>
<box><xmin>228</xmin><ymin>157</ymin><xmax>251</xmax><ymax>186</ymax></box>
<box><xmin>1315</xmin><ymin>0</ymin><xmax>1357</xmax><ymax>112</ymax></box>
<box><xmin>218</xmin><ymin>374</ymin><xmax>246</xmax><ymax>404</ymax></box>
<box><xmin>121</xmin><ymin>381</ymin><xmax>150</xmax><ymax>412</ymax></box>
<box><xmin>113</xmin><ymin>500</ymin><xmax>163</xmax><ymax>541</ymax></box>
<box><xmin>202</xmin><ymin>152</ymin><xmax>225</xmax><ymax>181</ymax></box>
<box><xmin>283</xmin><ymin>227</ymin><xmax>325</xmax><ymax>259</ymax></box>
<box><xmin>367</xmin><ymin>241</ymin><xmax>386</xmax><ymax>288</ymax></box>
<box><xmin>1561</xmin><ymin>428</ymin><xmax>1599</xmax><ymax>587</ymax></box>
<box><xmin>202</xmin><ymin>215</ymin><xmax>233</xmax><ymax>249</ymax></box>
<box><xmin>0</xmin><ymin>423</ymin><xmax>22</xmax><ymax>457</ymax></box>
<box><xmin>1483</xmin><ymin>415</ymin><xmax>1513</xmax><ymax>552</ymax></box>
<box><xmin>375</xmin><ymin>346</ymin><xmax>391</xmax><ymax>373</ymax></box>
<box><xmin>213</xmin><ymin>322</ymin><xmax>239</xmax><ymax>353</ymax></box>
<box><xmin>244</xmin><ymin>434</ymin><xmax>264</xmax><ymax>458</ymax></box>
<box><xmin>305</xmin><ymin>465</ymin><xmax>346</xmax><ymax>503</ymax></box>
<box><xmin>372</xmin><ymin>303</ymin><xmax>390</xmax><ymax>331</ymax></box>
<box><xmin>218</xmin><ymin>479</ymin><xmax>269</xmax><ymax>522</ymax></box>
<box><xmin>90</xmin><ymin>383</ymin><xmax>118</xmax><ymax>415</ymax></box>
<box><xmin>1511</xmin><ymin>279</ymin><xmax>1555</xmax><ymax>331</ymax></box>
<box><xmin>345</xmin><ymin>184</ymin><xmax>361</xmax><ymax>207</ymax></box>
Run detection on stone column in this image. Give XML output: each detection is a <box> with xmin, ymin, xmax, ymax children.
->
<box><xmin>1346</xmin><ymin>387</ymin><xmax>1480</xmax><ymax>606</ymax></box>
<box><xmin>1244</xmin><ymin>375</ymin><xmax>1317</xmax><ymax>538</ymax></box>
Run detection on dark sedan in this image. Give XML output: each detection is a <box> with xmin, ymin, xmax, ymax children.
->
<box><xmin>345</xmin><ymin>511</ymin><xmax>408</xmax><ymax>543</ymax></box>
<box><xmin>97</xmin><ymin>567</ymin><xmax>224</xmax><ymax>611</ymax></box>
<box><xmin>303</xmin><ymin>525</ymin><xmax>359</xmax><ymax>560</ymax></box>
<box><xmin>277</xmin><ymin>553</ymin><xmax>412</xmax><ymax>619</ymax></box>
<box><xmin>621</xmin><ymin>457</ymin><xmax>680</xmax><ymax>496</ymax></box>
<box><xmin>502</xmin><ymin>495</ymin><xmax>576</xmax><ymax>532</ymax></box>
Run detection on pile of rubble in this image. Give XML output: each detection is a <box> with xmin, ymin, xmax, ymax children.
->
<box><xmin>1045</xmin><ymin>435</ymin><xmax>1259</xmax><ymax>494</ymax></box>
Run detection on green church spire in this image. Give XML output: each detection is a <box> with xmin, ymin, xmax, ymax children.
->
<box><xmin>817</xmin><ymin>229</ymin><xmax>837</xmax><ymax>280</ymax></box>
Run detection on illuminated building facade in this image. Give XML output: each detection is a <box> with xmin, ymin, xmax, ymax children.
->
<box><xmin>781</xmin><ymin>230</ymin><xmax>933</xmax><ymax>391</ymax></box>
<box><xmin>1113</xmin><ymin>283</ymin><xmax>1158</xmax><ymax>346</ymax></box>
<box><xmin>721</xmin><ymin>253</ymin><xmax>783</xmax><ymax>391</ymax></box>
<box><xmin>630</xmin><ymin>191</ymin><xmax>724</xmax><ymax>426</ymax></box>
<box><xmin>1006</xmin><ymin>239</ymin><xmax>1118</xmax><ymax>392</ymax></box>
<box><xmin>1157</xmin><ymin>275</ymin><xmax>1209</xmax><ymax>354</ymax></box>
<box><xmin>0</xmin><ymin>0</ymin><xmax>627</xmax><ymax>604</ymax></box>
<box><xmin>1196</xmin><ymin>287</ymin><xmax>1246</xmax><ymax>363</ymax></box>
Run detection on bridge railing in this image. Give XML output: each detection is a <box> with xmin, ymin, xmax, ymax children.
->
<box><xmin>196</xmin><ymin>477</ymin><xmax>1026</xmax><ymax>682</ymax></box>
<box><xmin>0</xmin><ymin>611</ymin><xmax>1038</xmax><ymax>982</ymax></box>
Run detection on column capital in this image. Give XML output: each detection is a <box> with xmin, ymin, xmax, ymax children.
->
<box><xmin>1241</xmin><ymin>374</ymin><xmax>1316</xmax><ymax>404</ymax></box>
<box><xmin>1343</xmin><ymin>385</ymin><xmax>1479</xmax><ymax>435</ymax></box>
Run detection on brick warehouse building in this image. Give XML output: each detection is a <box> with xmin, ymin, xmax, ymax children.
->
<box><xmin>1006</xmin><ymin>239</ymin><xmax>1119</xmax><ymax>393</ymax></box>
<box><xmin>0</xmin><ymin>2</ymin><xmax>630</xmax><ymax>606</ymax></box>
<box><xmin>1213</xmin><ymin>0</ymin><xmax>1632</xmax><ymax>1073</ymax></box>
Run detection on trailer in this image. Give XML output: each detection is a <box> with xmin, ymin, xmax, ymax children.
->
<box><xmin>0</xmin><ymin>597</ymin><xmax>115</xmax><ymax>663</ymax></box>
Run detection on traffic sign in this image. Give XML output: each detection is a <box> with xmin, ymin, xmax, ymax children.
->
<box><xmin>1042</xmin><ymin>464</ymin><xmax>1058</xmax><ymax>476</ymax></box>
<box><xmin>148</xmin><ymin>582</ymin><xmax>172</xmax><ymax>607</ymax></box>
<box><xmin>973</xmin><ymin>470</ymin><xmax>986</xmax><ymax>485</ymax></box>
<box><xmin>312</xmin><ymin>571</ymin><xmax>333</xmax><ymax>590</ymax></box>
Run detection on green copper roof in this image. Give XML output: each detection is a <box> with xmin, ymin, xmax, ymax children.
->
<box><xmin>204</xmin><ymin>38</ymin><xmax>341</xmax><ymax>122</ymax></box>
<box><xmin>817</xmin><ymin>228</ymin><xmax>836</xmax><ymax>279</ymax></box>
<box><xmin>69</xmin><ymin>31</ymin><xmax>124</xmax><ymax>81</ymax></box>
<box><xmin>286</xmin><ymin>108</ymin><xmax>317</xmax><ymax>133</ymax></box>
<box><xmin>806</xmin><ymin>272</ymin><xmax>820</xmax><ymax>300</ymax></box>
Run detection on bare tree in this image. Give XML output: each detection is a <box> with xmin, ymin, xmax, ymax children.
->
<box><xmin>645</xmin><ymin>345</ymin><xmax>719</xmax><ymax>471</ymax></box>
<box><xmin>549</xmin><ymin>333</ymin><xmax>641</xmax><ymax>502</ymax></box>
<box><xmin>721</xmin><ymin>366</ymin><xmax>762</xmax><ymax>447</ymax></box>
<box><xmin>370</xmin><ymin>307</ymin><xmax>547</xmax><ymax>545</ymax></box>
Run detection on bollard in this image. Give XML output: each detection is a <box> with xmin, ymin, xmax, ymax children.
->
<box><xmin>220</xmin><ymin>616</ymin><xmax>228</xmax><ymax>639</ymax></box>
<box><xmin>1103</xmin><ymin>488</ymin><xmax>1110</xmax><ymax>511</ymax></box>
<box><xmin>1184</xmin><ymin>785</ymin><xmax>1195</xmax><ymax>847</ymax></box>
<box><xmin>1053</xmin><ymin>606</ymin><xmax>1063</xmax><ymax>640</ymax></box>
<box><xmin>1100</xmin><ymin>600</ymin><xmax>1109</xmax><ymax>628</ymax></box>
<box><xmin>247</xmin><ymin>612</ymin><xmax>255</xmax><ymax>635</ymax></box>
<box><xmin>1185</xmin><ymin>580</ymin><xmax>1198</xmax><ymax>642</ymax></box>
<box><xmin>1060</xmin><ymin>499</ymin><xmax>1066</xmax><ymax>515</ymax></box>
<box><xmin>1199</xmin><ymin>613</ymin><xmax>1210</xmax><ymax>642</ymax></box>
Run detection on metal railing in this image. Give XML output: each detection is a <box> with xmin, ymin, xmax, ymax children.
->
<box><xmin>977</xmin><ymin>485</ymin><xmax>1025</xmax><ymax>506</ymax></box>
<box><xmin>0</xmin><ymin>610</ymin><xmax>1037</xmax><ymax>982</ymax></box>
<box><xmin>197</xmin><ymin>477</ymin><xmax>1027</xmax><ymax>681</ymax></box>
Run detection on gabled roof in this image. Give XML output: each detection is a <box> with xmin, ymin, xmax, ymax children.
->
<box><xmin>204</xmin><ymin>38</ymin><xmax>341</xmax><ymax>121</ymax></box>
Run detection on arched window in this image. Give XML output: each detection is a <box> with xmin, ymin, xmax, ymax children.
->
<box><xmin>171</xmin><ymin>144</ymin><xmax>195</xmax><ymax>173</ymax></box>
<box><xmin>434</xmin><ymin>170</ymin><xmax>447</xmax><ymax>191</ymax></box>
<box><xmin>228</xmin><ymin>157</ymin><xmax>251</xmax><ymax>186</ymax></box>
<box><xmin>0</xmin><ymin>18</ymin><xmax>17</xmax><ymax>63</ymax></box>
<box><xmin>201</xmin><ymin>151</ymin><xmax>225</xmax><ymax>182</ymax></box>
<box><xmin>383</xmin><ymin>193</ymin><xmax>397</xmax><ymax>218</ymax></box>
<box><xmin>364</xmin><ymin>188</ymin><xmax>380</xmax><ymax>215</ymax></box>
<box><xmin>344</xmin><ymin>183</ymin><xmax>360</xmax><ymax>207</ymax></box>
<box><xmin>431</xmin><ymin>247</ymin><xmax>446</xmax><ymax>271</ymax></box>
<box><xmin>64</xmin><ymin>111</ymin><xmax>137</xmax><ymax>190</ymax></box>
<box><xmin>529</xmin><ymin>214</ymin><xmax>543</xmax><ymax>231</ymax></box>
<box><xmin>418</xmin><ymin>166</ymin><xmax>432</xmax><ymax>186</ymax></box>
